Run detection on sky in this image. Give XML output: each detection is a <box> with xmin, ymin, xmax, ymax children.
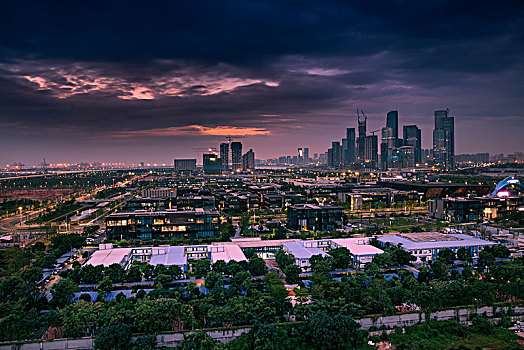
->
<box><xmin>0</xmin><ymin>0</ymin><xmax>523</xmax><ymax>166</ymax></box>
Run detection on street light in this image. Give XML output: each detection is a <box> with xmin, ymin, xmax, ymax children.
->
<box><xmin>18</xmin><ymin>206</ymin><xmax>23</xmax><ymax>226</ymax></box>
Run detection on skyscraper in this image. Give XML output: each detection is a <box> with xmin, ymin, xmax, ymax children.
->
<box><xmin>381</xmin><ymin>127</ymin><xmax>395</xmax><ymax>169</ymax></box>
<box><xmin>242</xmin><ymin>149</ymin><xmax>255</xmax><ymax>171</ymax></box>
<box><xmin>357</xmin><ymin>111</ymin><xmax>367</xmax><ymax>164</ymax></box>
<box><xmin>433</xmin><ymin>109</ymin><xmax>455</xmax><ymax>169</ymax></box>
<box><xmin>365</xmin><ymin>135</ymin><xmax>378</xmax><ymax>168</ymax></box>
<box><xmin>231</xmin><ymin>142</ymin><xmax>243</xmax><ymax>172</ymax></box>
<box><xmin>297</xmin><ymin>148</ymin><xmax>304</xmax><ymax>164</ymax></box>
<box><xmin>386</xmin><ymin>110</ymin><xmax>400</xmax><ymax>146</ymax></box>
<box><xmin>328</xmin><ymin>141</ymin><xmax>342</xmax><ymax>167</ymax></box>
<box><xmin>345</xmin><ymin>128</ymin><xmax>356</xmax><ymax>164</ymax></box>
<box><xmin>403</xmin><ymin>125</ymin><xmax>422</xmax><ymax>164</ymax></box>
<box><xmin>220</xmin><ymin>142</ymin><xmax>229</xmax><ymax>171</ymax></box>
<box><xmin>303</xmin><ymin>148</ymin><xmax>309</xmax><ymax>163</ymax></box>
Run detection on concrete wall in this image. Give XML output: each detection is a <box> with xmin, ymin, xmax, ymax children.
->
<box><xmin>355</xmin><ymin>305</ymin><xmax>524</xmax><ymax>330</ymax></box>
<box><xmin>1</xmin><ymin>305</ymin><xmax>522</xmax><ymax>350</ymax></box>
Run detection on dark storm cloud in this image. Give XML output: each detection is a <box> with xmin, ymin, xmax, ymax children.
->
<box><xmin>0</xmin><ymin>0</ymin><xmax>523</xmax><ymax>164</ymax></box>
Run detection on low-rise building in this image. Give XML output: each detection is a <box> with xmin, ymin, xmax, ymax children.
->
<box><xmin>105</xmin><ymin>208</ymin><xmax>220</xmax><ymax>240</ymax></box>
<box><xmin>331</xmin><ymin>237</ymin><xmax>384</xmax><ymax>268</ymax></box>
<box><xmin>376</xmin><ymin>232</ymin><xmax>495</xmax><ymax>263</ymax></box>
<box><xmin>286</xmin><ymin>204</ymin><xmax>343</xmax><ymax>231</ymax></box>
<box><xmin>141</xmin><ymin>187</ymin><xmax>177</xmax><ymax>199</ymax></box>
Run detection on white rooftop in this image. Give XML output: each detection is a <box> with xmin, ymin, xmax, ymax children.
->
<box><xmin>331</xmin><ymin>238</ymin><xmax>384</xmax><ymax>256</ymax></box>
<box><xmin>86</xmin><ymin>248</ymin><xmax>132</xmax><ymax>267</ymax></box>
<box><xmin>210</xmin><ymin>244</ymin><xmax>247</xmax><ymax>263</ymax></box>
<box><xmin>150</xmin><ymin>246</ymin><xmax>187</xmax><ymax>266</ymax></box>
<box><xmin>283</xmin><ymin>241</ymin><xmax>327</xmax><ymax>259</ymax></box>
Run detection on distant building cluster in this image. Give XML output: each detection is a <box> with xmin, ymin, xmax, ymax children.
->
<box><xmin>263</xmin><ymin>109</ymin><xmax>464</xmax><ymax>171</ymax></box>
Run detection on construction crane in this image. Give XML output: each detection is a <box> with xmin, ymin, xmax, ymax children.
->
<box><xmin>357</xmin><ymin>108</ymin><xmax>368</xmax><ymax>121</ymax></box>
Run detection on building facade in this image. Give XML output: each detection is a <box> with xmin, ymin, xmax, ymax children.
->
<box><xmin>403</xmin><ymin>125</ymin><xmax>422</xmax><ymax>164</ymax></box>
<box><xmin>286</xmin><ymin>204</ymin><xmax>343</xmax><ymax>231</ymax></box>
<box><xmin>174</xmin><ymin>159</ymin><xmax>197</xmax><ymax>172</ymax></box>
<box><xmin>345</xmin><ymin>128</ymin><xmax>356</xmax><ymax>164</ymax></box>
<box><xmin>386</xmin><ymin>110</ymin><xmax>400</xmax><ymax>146</ymax></box>
<box><xmin>231</xmin><ymin>142</ymin><xmax>243</xmax><ymax>172</ymax></box>
<box><xmin>106</xmin><ymin>209</ymin><xmax>220</xmax><ymax>240</ymax></box>
<box><xmin>219</xmin><ymin>143</ymin><xmax>229</xmax><ymax>172</ymax></box>
<box><xmin>203</xmin><ymin>153</ymin><xmax>222</xmax><ymax>175</ymax></box>
<box><xmin>242</xmin><ymin>149</ymin><xmax>255</xmax><ymax>171</ymax></box>
<box><xmin>433</xmin><ymin>109</ymin><xmax>455</xmax><ymax>169</ymax></box>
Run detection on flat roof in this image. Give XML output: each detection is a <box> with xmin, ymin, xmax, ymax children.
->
<box><xmin>283</xmin><ymin>241</ymin><xmax>327</xmax><ymax>259</ymax></box>
<box><xmin>377</xmin><ymin>233</ymin><xmax>495</xmax><ymax>250</ymax></box>
<box><xmin>86</xmin><ymin>248</ymin><xmax>133</xmax><ymax>267</ymax></box>
<box><xmin>216</xmin><ymin>239</ymin><xmax>299</xmax><ymax>249</ymax></box>
<box><xmin>331</xmin><ymin>238</ymin><xmax>384</xmax><ymax>256</ymax></box>
<box><xmin>210</xmin><ymin>244</ymin><xmax>246</xmax><ymax>263</ymax></box>
<box><xmin>150</xmin><ymin>246</ymin><xmax>187</xmax><ymax>266</ymax></box>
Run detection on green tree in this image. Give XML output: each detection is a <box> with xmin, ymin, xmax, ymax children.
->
<box><xmin>21</xmin><ymin>266</ymin><xmax>43</xmax><ymax>284</ymax></box>
<box><xmin>142</xmin><ymin>264</ymin><xmax>156</xmax><ymax>280</ymax></box>
<box><xmin>212</xmin><ymin>260</ymin><xmax>227</xmax><ymax>274</ymax></box>
<box><xmin>3</xmin><ymin>247</ymin><xmax>29</xmax><ymax>273</ymax></box>
<box><xmin>105</xmin><ymin>263</ymin><xmax>125</xmax><ymax>283</ymax></box>
<box><xmin>51</xmin><ymin>278</ymin><xmax>77</xmax><ymax>308</ymax></box>
<box><xmin>437</xmin><ymin>249</ymin><xmax>456</xmax><ymax>265</ymax></box>
<box><xmin>60</xmin><ymin>300</ymin><xmax>101</xmax><ymax>337</ymax></box>
<box><xmin>457</xmin><ymin>247</ymin><xmax>472</xmax><ymax>262</ymax></box>
<box><xmin>275</xmin><ymin>249</ymin><xmax>295</xmax><ymax>269</ymax></box>
<box><xmin>0</xmin><ymin>300</ymin><xmax>37</xmax><ymax>341</ymax></box>
<box><xmin>478</xmin><ymin>249</ymin><xmax>495</xmax><ymax>269</ymax></box>
<box><xmin>132</xmin><ymin>335</ymin><xmax>157</xmax><ymax>350</ymax></box>
<box><xmin>205</xmin><ymin>271</ymin><xmax>224</xmax><ymax>290</ymax></box>
<box><xmin>248</xmin><ymin>256</ymin><xmax>268</xmax><ymax>276</ymax></box>
<box><xmin>251</xmin><ymin>322</ymin><xmax>290</xmax><ymax>350</ymax></box>
<box><xmin>94</xmin><ymin>324</ymin><xmax>132</xmax><ymax>350</ymax></box>
<box><xmin>126</xmin><ymin>265</ymin><xmax>143</xmax><ymax>282</ymax></box>
<box><xmin>192</xmin><ymin>259</ymin><xmax>211</xmax><ymax>278</ymax></box>
<box><xmin>284</xmin><ymin>264</ymin><xmax>301</xmax><ymax>284</ymax></box>
<box><xmin>0</xmin><ymin>277</ymin><xmax>26</xmax><ymax>300</ymax></box>
<box><xmin>98</xmin><ymin>276</ymin><xmax>113</xmax><ymax>293</ymax></box>
<box><xmin>431</xmin><ymin>261</ymin><xmax>449</xmax><ymax>280</ymax></box>
<box><xmin>182</xmin><ymin>331</ymin><xmax>221</xmax><ymax>350</ymax></box>
<box><xmin>493</xmin><ymin>245</ymin><xmax>510</xmax><ymax>258</ymax></box>
<box><xmin>330</xmin><ymin>247</ymin><xmax>351</xmax><ymax>270</ymax></box>
<box><xmin>81</xmin><ymin>264</ymin><xmax>104</xmax><ymax>284</ymax></box>
<box><xmin>154</xmin><ymin>274</ymin><xmax>172</xmax><ymax>288</ymax></box>
<box><xmin>300</xmin><ymin>312</ymin><xmax>363</xmax><ymax>350</ymax></box>
<box><xmin>169</xmin><ymin>264</ymin><xmax>184</xmax><ymax>279</ymax></box>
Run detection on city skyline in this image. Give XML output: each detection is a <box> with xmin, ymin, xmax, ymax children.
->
<box><xmin>1</xmin><ymin>1</ymin><xmax>523</xmax><ymax>165</ymax></box>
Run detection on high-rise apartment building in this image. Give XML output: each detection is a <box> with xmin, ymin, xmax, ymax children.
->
<box><xmin>403</xmin><ymin>125</ymin><xmax>422</xmax><ymax>164</ymax></box>
<box><xmin>345</xmin><ymin>128</ymin><xmax>356</xmax><ymax>164</ymax></box>
<box><xmin>203</xmin><ymin>153</ymin><xmax>222</xmax><ymax>175</ymax></box>
<box><xmin>381</xmin><ymin>127</ymin><xmax>395</xmax><ymax>169</ymax></box>
<box><xmin>231</xmin><ymin>142</ymin><xmax>243</xmax><ymax>172</ymax></box>
<box><xmin>357</xmin><ymin>113</ymin><xmax>367</xmax><ymax>164</ymax></box>
<box><xmin>433</xmin><ymin>109</ymin><xmax>455</xmax><ymax>169</ymax></box>
<box><xmin>297</xmin><ymin>148</ymin><xmax>303</xmax><ymax>164</ymax></box>
<box><xmin>220</xmin><ymin>143</ymin><xmax>229</xmax><ymax>172</ymax></box>
<box><xmin>328</xmin><ymin>141</ymin><xmax>342</xmax><ymax>167</ymax></box>
<box><xmin>242</xmin><ymin>149</ymin><xmax>255</xmax><ymax>171</ymax></box>
<box><xmin>365</xmin><ymin>135</ymin><xmax>378</xmax><ymax>168</ymax></box>
<box><xmin>386</xmin><ymin>110</ymin><xmax>400</xmax><ymax>146</ymax></box>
